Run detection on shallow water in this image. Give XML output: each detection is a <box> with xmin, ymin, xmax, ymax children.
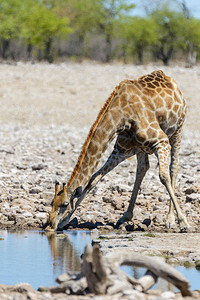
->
<box><xmin>0</xmin><ymin>230</ymin><xmax>91</xmax><ymax>289</ymax></box>
<box><xmin>0</xmin><ymin>230</ymin><xmax>199</xmax><ymax>291</ymax></box>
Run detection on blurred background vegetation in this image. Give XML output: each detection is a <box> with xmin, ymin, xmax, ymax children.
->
<box><xmin>0</xmin><ymin>0</ymin><xmax>199</xmax><ymax>65</ymax></box>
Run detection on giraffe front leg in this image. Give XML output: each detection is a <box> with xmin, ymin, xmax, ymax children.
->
<box><xmin>116</xmin><ymin>152</ymin><xmax>149</xmax><ymax>228</ymax></box>
<box><xmin>57</xmin><ymin>179</ymin><xmax>100</xmax><ymax>230</ymax></box>
<box><xmin>155</xmin><ymin>141</ymin><xmax>190</xmax><ymax>232</ymax></box>
<box><xmin>75</xmin><ymin>146</ymin><xmax>131</xmax><ymax>209</ymax></box>
<box><xmin>57</xmin><ymin>146</ymin><xmax>130</xmax><ymax>230</ymax></box>
<box><xmin>57</xmin><ymin>208</ymin><xmax>75</xmax><ymax>230</ymax></box>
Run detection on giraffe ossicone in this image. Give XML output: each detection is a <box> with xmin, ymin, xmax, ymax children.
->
<box><xmin>45</xmin><ymin>70</ymin><xmax>190</xmax><ymax>232</ymax></box>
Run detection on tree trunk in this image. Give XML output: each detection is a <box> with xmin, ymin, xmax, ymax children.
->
<box><xmin>1</xmin><ymin>39</ymin><xmax>10</xmax><ymax>59</ymax></box>
<box><xmin>27</xmin><ymin>44</ymin><xmax>33</xmax><ymax>60</ymax></box>
<box><xmin>160</xmin><ymin>43</ymin><xmax>173</xmax><ymax>65</ymax></box>
<box><xmin>44</xmin><ymin>38</ymin><xmax>53</xmax><ymax>63</ymax></box>
<box><xmin>136</xmin><ymin>44</ymin><xmax>144</xmax><ymax>64</ymax></box>
<box><xmin>105</xmin><ymin>31</ymin><xmax>112</xmax><ymax>62</ymax></box>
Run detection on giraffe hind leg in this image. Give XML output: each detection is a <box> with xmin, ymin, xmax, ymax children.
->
<box><xmin>154</xmin><ymin>140</ymin><xmax>190</xmax><ymax>231</ymax></box>
<box><xmin>165</xmin><ymin>128</ymin><xmax>183</xmax><ymax>228</ymax></box>
<box><xmin>166</xmin><ymin>200</ymin><xmax>176</xmax><ymax>228</ymax></box>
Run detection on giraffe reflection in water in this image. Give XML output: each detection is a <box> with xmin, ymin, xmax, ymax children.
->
<box><xmin>45</xmin><ymin>231</ymin><xmax>92</xmax><ymax>274</ymax></box>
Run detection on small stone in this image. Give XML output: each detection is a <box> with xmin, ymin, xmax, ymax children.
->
<box><xmin>142</xmin><ymin>218</ymin><xmax>151</xmax><ymax>227</ymax></box>
<box><xmin>160</xmin><ymin>291</ymin><xmax>175</xmax><ymax>299</ymax></box>
<box><xmin>123</xmin><ymin>289</ymin><xmax>146</xmax><ymax>299</ymax></box>
<box><xmin>22</xmin><ymin>212</ymin><xmax>33</xmax><ymax>218</ymax></box>
<box><xmin>21</xmin><ymin>183</ymin><xmax>29</xmax><ymax>190</ymax></box>
<box><xmin>35</xmin><ymin>212</ymin><xmax>47</xmax><ymax>219</ymax></box>
<box><xmin>2</xmin><ymin>202</ymin><xmax>10</xmax><ymax>210</ymax></box>
<box><xmin>184</xmin><ymin>186</ymin><xmax>199</xmax><ymax>194</ymax></box>
<box><xmin>56</xmin><ymin>273</ymin><xmax>70</xmax><ymax>284</ymax></box>
<box><xmin>147</xmin><ymin>289</ymin><xmax>162</xmax><ymax>296</ymax></box>
<box><xmin>7</xmin><ymin>214</ymin><xmax>16</xmax><ymax>221</ymax></box>
<box><xmin>195</xmin><ymin>260</ymin><xmax>200</xmax><ymax>270</ymax></box>
<box><xmin>158</xmin><ymin>196</ymin><xmax>166</xmax><ymax>202</ymax></box>
<box><xmin>153</xmin><ymin>205</ymin><xmax>159</xmax><ymax>211</ymax></box>
<box><xmin>10</xmin><ymin>283</ymin><xmax>35</xmax><ymax>293</ymax></box>
<box><xmin>185</xmin><ymin>177</ymin><xmax>195</xmax><ymax>184</ymax></box>
<box><xmin>29</xmin><ymin>188</ymin><xmax>41</xmax><ymax>194</ymax></box>
<box><xmin>186</xmin><ymin>193</ymin><xmax>200</xmax><ymax>203</ymax></box>
<box><xmin>32</xmin><ymin>164</ymin><xmax>47</xmax><ymax>171</ymax></box>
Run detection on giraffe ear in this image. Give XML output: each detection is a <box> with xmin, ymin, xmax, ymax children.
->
<box><xmin>55</xmin><ymin>181</ymin><xmax>60</xmax><ymax>194</ymax></box>
<box><xmin>62</xmin><ymin>182</ymin><xmax>66</xmax><ymax>191</ymax></box>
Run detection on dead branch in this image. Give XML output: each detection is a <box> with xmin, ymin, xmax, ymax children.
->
<box><xmin>106</xmin><ymin>251</ymin><xmax>192</xmax><ymax>297</ymax></box>
<box><xmin>81</xmin><ymin>244</ymin><xmax>111</xmax><ymax>294</ymax></box>
<box><xmin>38</xmin><ymin>244</ymin><xmax>192</xmax><ymax>297</ymax></box>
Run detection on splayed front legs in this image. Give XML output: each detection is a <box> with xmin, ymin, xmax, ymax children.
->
<box><xmin>56</xmin><ymin>146</ymin><xmax>136</xmax><ymax>230</ymax></box>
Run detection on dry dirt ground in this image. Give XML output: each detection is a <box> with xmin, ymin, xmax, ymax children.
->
<box><xmin>0</xmin><ymin>62</ymin><xmax>199</xmax><ymax>299</ymax></box>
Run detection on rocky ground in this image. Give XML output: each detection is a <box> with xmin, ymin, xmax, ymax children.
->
<box><xmin>0</xmin><ymin>62</ymin><xmax>200</xmax><ymax>299</ymax></box>
<box><xmin>0</xmin><ymin>61</ymin><xmax>199</xmax><ymax>232</ymax></box>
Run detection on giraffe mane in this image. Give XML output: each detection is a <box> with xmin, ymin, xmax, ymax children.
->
<box><xmin>67</xmin><ymin>84</ymin><xmax>120</xmax><ymax>189</ymax></box>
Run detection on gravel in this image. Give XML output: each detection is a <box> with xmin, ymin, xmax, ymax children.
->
<box><xmin>0</xmin><ymin>62</ymin><xmax>199</xmax><ymax>232</ymax></box>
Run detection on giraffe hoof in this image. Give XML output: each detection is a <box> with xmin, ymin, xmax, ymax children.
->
<box><xmin>179</xmin><ymin>227</ymin><xmax>191</xmax><ymax>233</ymax></box>
<box><xmin>179</xmin><ymin>225</ymin><xmax>192</xmax><ymax>233</ymax></box>
<box><xmin>116</xmin><ymin>213</ymin><xmax>133</xmax><ymax>229</ymax></box>
<box><xmin>179</xmin><ymin>219</ymin><xmax>191</xmax><ymax>233</ymax></box>
<box><xmin>116</xmin><ymin>217</ymin><xmax>126</xmax><ymax>229</ymax></box>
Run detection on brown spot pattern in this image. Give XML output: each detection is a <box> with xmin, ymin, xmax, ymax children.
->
<box><xmin>67</xmin><ymin>69</ymin><xmax>187</xmax><ymax>192</ymax></box>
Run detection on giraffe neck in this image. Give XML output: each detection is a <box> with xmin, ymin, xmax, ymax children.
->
<box><xmin>66</xmin><ymin>85</ymin><xmax>121</xmax><ymax>194</ymax></box>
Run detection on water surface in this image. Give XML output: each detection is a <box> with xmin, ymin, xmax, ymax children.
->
<box><xmin>0</xmin><ymin>230</ymin><xmax>91</xmax><ymax>289</ymax></box>
<box><xmin>0</xmin><ymin>230</ymin><xmax>199</xmax><ymax>291</ymax></box>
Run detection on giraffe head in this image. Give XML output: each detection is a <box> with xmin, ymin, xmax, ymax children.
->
<box><xmin>46</xmin><ymin>182</ymin><xmax>70</xmax><ymax>230</ymax></box>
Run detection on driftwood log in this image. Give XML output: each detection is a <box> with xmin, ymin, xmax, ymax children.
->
<box><xmin>39</xmin><ymin>244</ymin><xmax>192</xmax><ymax>297</ymax></box>
<box><xmin>106</xmin><ymin>250</ymin><xmax>192</xmax><ymax>296</ymax></box>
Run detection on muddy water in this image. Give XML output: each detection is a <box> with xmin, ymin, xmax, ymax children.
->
<box><xmin>0</xmin><ymin>230</ymin><xmax>199</xmax><ymax>291</ymax></box>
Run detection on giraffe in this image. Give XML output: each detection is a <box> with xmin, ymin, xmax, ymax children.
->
<box><xmin>46</xmin><ymin>70</ymin><xmax>190</xmax><ymax>232</ymax></box>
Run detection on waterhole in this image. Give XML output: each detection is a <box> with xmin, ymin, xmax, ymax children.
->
<box><xmin>0</xmin><ymin>230</ymin><xmax>199</xmax><ymax>291</ymax></box>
